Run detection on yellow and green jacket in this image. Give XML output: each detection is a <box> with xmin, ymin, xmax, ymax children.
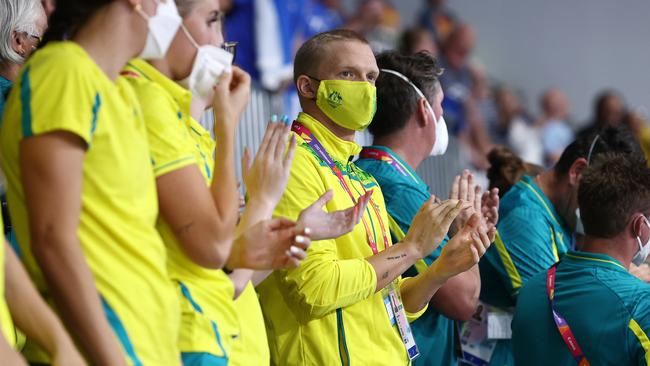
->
<box><xmin>257</xmin><ymin>112</ymin><xmax>425</xmax><ymax>366</ymax></box>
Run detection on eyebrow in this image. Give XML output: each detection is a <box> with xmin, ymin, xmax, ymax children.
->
<box><xmin>337</xmin><ymin>65</ymin><xmax>379</xmax><ymax>75</ymax></box>
<box><xmin>209</xmin><ymin>10</ymin><xmax>224</xmax><ymax>21</ymax></box>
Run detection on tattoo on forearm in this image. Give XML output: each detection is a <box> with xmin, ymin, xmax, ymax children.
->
<box><xmin>386</xmin><ymin>253</ymin><xmax>407</xmax><ymax>260</ymax></box>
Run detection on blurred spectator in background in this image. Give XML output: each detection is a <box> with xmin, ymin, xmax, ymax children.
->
<box><xmin>494</xmin><ymin>87</ymin><xmax>544</xmax><ymax>165</ymax></box>
<box><xmin>399</xmin><ymin>26</ymin><xmax>438</xmax><ymax>56</ymax></box>
<box><xmin>439</xmin><ymin>24</ymin><xmax>491</xmax><ymax>169</ymax></box>
<box><xmin>578</xmin><ymin>89</ymin><xmax>626</xmax><ymax>137</ymax></box>
<box><xmin>255</xmin><ymin>0</ymin><xmax>304</xmax><ymax>92</ymax></box>
<box><xmin>348</xmin><ymin>0</ymin><xmax>400</xmax><ymax>53</ymax></box>
<box><xmin>469</xmin><ymin>63</ymin><xmax>497</xmax><ymax>151</ymax></box>
<box><xmin>223</xmin><ymin>0</ymin><xmax>259</xmax><ymax>80</ymax></box>
<box><xmin>418</xmin><ymin>0</ymin><xmax>458</xmax><ymax>43</ymax></box>
<box><xmin>439</xmin><ymin>25</ymin><xmax>475</xmax><ymax>136</ymax></box>
<box><xmin>538</xmin><ymin>89</ymin><xmax>574</xmax><ymax>166</ymax></box>
<box><xmin>303</xmin><ymin>0</ymin><xmax>344</xmax><ymax>39</ymax></box>
<box><xmin>623</xmin><ymin>110</ymin><xmax>650</xmax><ymax>163</ymax></box>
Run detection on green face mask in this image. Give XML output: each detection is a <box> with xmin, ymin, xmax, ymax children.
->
<box><xmin>313</xmin><ymin>78</ymin><xmax>377</xmax><ymax>131</ymax></box>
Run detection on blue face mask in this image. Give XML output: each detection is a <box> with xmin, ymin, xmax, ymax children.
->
<box><xmin>632</xmin><ymin>216</ymin><xmax>650</xmax><ymax>266</ymax></box>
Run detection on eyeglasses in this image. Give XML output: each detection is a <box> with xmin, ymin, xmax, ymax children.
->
<box><xmin>22</xmin><ymin>31</ymin><xmax>42</xmax><ymax>43</ymax></box>
<box><xmin>221</xmin><ymin>41</ymin><xmax>237</xmax><ymax>62</ymax></box>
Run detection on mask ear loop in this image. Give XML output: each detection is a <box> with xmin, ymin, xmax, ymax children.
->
<box><xmin>586</xmin><ymin>134</ymin><xmax>601</xmax><ymax>165</ymax></box>
<box><xmin>181</xmin><ymin>24</ymin><xmax>201</xmax><ymax>50</ymax></box>
<box><xmin>636</xmin><ymin>215</ymin><xmax>650</xmax><ymax>247</ymax></box>
<box><xmin>380</xmin><ymin>68</ymin><xmax>438</xmax><ymax>121</ymax></box>
<box><xmin>134</xmin><ymin>0</ymin><xmax>160</xmax><ymax>20</ymax></box>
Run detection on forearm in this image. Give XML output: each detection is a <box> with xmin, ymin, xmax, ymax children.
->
<box><xmin>4</xmin><ymin>243</ymin><xmax>75</xmax><ymax>358</ymax></box>
<box><xmin>32</xmin><ymin>237</ymin><xmax>123</xmax><ymax>365</ymax></box>
<box><xmin>430</xmin><ymin>265</ymin><xmax>480</xmax><ymax>321</ymax></box>
<box><xmin>209</xmin><ymin>132</ymin><xmax>239</xmax><ymax>236</ymax></box>
<box><xmin>399</xmin><ymin>259</ymin><xmax>452</xmax><ymax>314</ymax></box>
<box><xmin>227</xmin><ymin>198</ymin><xmax>275</xmax><ymax>269</ymax></box>
<box><xmin>366</xmin><ymin>242</ymin><xmax>420</xmax><ymax>292</ymax></box>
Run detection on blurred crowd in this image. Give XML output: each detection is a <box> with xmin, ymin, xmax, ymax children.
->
<box><xmin>222</xmin><ymin>0</ymin><xmax>650</xmax><ymax>171</ymax></box>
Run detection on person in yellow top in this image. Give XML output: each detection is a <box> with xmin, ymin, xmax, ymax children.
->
<box><xmin>1</xmin><ymin>0</ymin><xmax>186</xmax><ymax>364</ymax></box>
<box><xmin>0</xmin><ymin>211</ymin><xmax>85</xmax><ymax>366</ymax></box>
<box><xmin>122</xmin><ymin>3</ymin><xmax>368</xmax><ymax>365</ymax></box>
<box><xmin>257</xmin><ymin>29</ymin><xmax>496</xmax><ymax>366</ymax></box>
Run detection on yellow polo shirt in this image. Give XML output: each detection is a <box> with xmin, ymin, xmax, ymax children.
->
<box><xmin>0</xmin><ymin>42</ymin><xmax>179</xmax><ymax>365</ymax></box>
<box><xmin>0</xmin><ymin>214</ymin><xmax>15</xmax><ymax>349</ymax></box>
<box><xmin>257</xmin><ymin>112</ymin><xmax>425</xmax><ymax>365</ymax></box>
<box><xmin>229</xmin><ymin>282</ymin><xmax>270</xmax><ymax>365</ymax></box>
<box><xmin>122</xmin><ymin>59</ymin><xmax>239</xmax><ymax>363</ymax></box>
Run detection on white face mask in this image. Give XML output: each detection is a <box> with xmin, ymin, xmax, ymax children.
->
<box><xmin>136</xmin><ymin>0</ymin><xmax>182</xmax><ymax>60</ymax></box>
<box><xmin>380</xmin><ymin>69</ymin><xmax>449</xmax><ymax>156</ymax></box>
<box><xmin>426</xmin><ymin>102</ymin><xmax>449</xmax><ymax>156</ymax></box>
<box><xmin>178</xmin><ymin>25</ymin><xmax>233</xmax><ymax>101</ymax></box>
<box><xmin>632</xmin><ymin>216</ymin><xmax>650</xmax><ymax>266</ymax></box>
<box><xmin>575</xmin><ymin>208</ymin><xmax>585</xmax><ymax>235</ymax></box>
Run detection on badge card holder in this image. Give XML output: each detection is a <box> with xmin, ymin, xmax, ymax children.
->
<box><xmin>382</xmin><ymin>280</ymin><xmax>420</xmax><ymax>361</ymax></box>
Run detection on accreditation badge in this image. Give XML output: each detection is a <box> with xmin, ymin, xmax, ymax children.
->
<box><xmin>382</xmin><ymin>280</ymin><xmax>420</xmax><ymax>361</ymax></box>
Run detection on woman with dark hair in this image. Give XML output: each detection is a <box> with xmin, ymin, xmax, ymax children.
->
<box><xmin>1</xmin><ymin>0</ymin><xmax>185</xmax><ymax>364</ymax></box>
<box><xmin>487</xmin><ymin>146</ymin><xmax>543</xmax><ymax>197</ymax></box>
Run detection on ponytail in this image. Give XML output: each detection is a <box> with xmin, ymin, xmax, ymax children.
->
<box><xmin>487</xmin><ymin>146</ymin><xmax>542</xmax><ymax>197</ymax></box>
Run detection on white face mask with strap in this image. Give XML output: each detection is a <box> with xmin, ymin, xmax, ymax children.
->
<box><xmin>135</xmin><ymin>0</ymin><xmax>182</xmax><ymax>60</ymax></box>
<box><xmin>380</xmin><ymin>69</ymin><xmax>449</xmax><ymax>156</ymax></box>
<box><xmin>178</xmin><ymin>25</ymin><xmax>233</xmax><ymax>101</ymax></box>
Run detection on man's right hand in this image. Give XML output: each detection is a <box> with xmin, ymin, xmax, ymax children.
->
<box><xmin>403</xmin><ymin>198</ymin><xmax>466</xmax><ymax>259</ymax></box>
<box><xmin>430</xmin><ymin>214</ymin><xmax>493</xmax><ymax>281</ymax></box>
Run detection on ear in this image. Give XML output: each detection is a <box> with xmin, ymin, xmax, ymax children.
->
<box><xmin>11</xmin><ymin>31</ymin><xmax>26</xmax><ymax>58</ymax></box>
<box><xmin>416</xmin><ymin>98</ymin><xmax>431</xmax><ymax>128</ymax></box>
<box><xmin>296</xmin><ymin>75</ymin><xmax>317</xmax><ymax>100</ymax></box>
<box><xmin>568</xmin><ymin>157</ymin><xmax>588</xmax><ymax>186</ymax></box>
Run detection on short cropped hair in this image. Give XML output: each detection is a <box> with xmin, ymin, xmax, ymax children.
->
<box><xmin>579</xmin><ymin>153</ymin><xmax>650</xmax><ymax>238</ymax></box>
<box><xmin>554</xmin><ymin>125</ymin><xmax>644</xmax><ymax>177</ymax></box>
<box><xmin>0</xmin><ymin>0</ymin><xmax>44</xmax><ymax>65</ymax></box>
<box><xmin>293</xmin><ymin>29</ymin><xmax>369</xmax><ymax>84</ymax></box>
<box><xmin>368</xmin><ymin>50</ymin><xmax>443</xmax><ymax>139</ymax></box>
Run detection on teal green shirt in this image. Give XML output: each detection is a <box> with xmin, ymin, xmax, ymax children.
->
<box><xmin>356</xmin><ymin>146</ymin><xmax>457</xmax><ymax>366</ymax></box>
<box><xmin>512</xmin><ymin>251</ymin><xmax>650</xmax><ymax>365</ymax></box>
<box><xmin>0</xmin><ymin>76</ymin><xmax>12</xmax><ymax>121</ymax></box>
<box><xmin>479</xmin><ymin>175</ymin><xmax>574</xmax><ymax>366</ymax></box>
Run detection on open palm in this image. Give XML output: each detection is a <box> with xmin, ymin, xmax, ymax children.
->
<box><xmin>298</xmin><ymin>190</ymin><xmax>371</xmax><ymax>241</ymax></box>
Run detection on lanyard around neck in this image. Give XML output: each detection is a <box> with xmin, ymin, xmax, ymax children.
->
<box><xmin>546</xmin><ymin>263</ymin><xmax>590</xmax><ymax>366</ymax></box>
<box><xmin>359</xmin><ymin>147</ymin><xmax>420</xmax><ymax>184</ymax></box>
<box><xmin>292</xmin><ymin>121</ymin><xmax>389</xmax><ymax>254</ymax></box>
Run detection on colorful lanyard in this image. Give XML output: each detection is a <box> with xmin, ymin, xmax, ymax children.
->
<box><xmin>359</xmin><ymin>147</ymin><xmax>420</xmax><ymax>184</ymax></box>
<box><xmin>546</xmin><ymin>264</ymin><xmax>590</xmax><ymax>366</ymax></box>
<box><xmin>292</xmin><ymin>122</ymin><xmax>389</xmax><ymax>254</ymax></box>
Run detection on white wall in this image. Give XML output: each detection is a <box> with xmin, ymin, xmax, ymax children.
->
<box><xmin>371</xmin><ymin>0</ymin><xmax>650</xmax><ymax>126</ymax></box>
